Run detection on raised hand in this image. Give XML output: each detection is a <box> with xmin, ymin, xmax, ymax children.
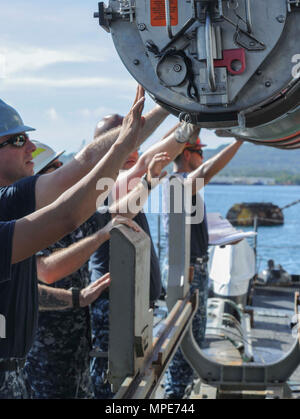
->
<box><xmin>147</xmin><ymin>152</ymin><xmax>171</xmax><ymax>185</ymax></box>
<box><xmin>100</xmin><ymin>215</ymin><xmax>141</xmax><ymax>240</ymax></box>
<box><xmin>117</xmin><ymin>85</ymin><xmax>145</xmax><ymax>152</ymax></box>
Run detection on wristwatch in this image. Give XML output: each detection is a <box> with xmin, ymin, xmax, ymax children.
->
<box><xmin>71</xmin><ymin>287</ymin><xmax>81</xmax><ymax>309</ymax></box>
<box><xmin>142</xmin><ymin>173</ymin><xmax>152</xmax><ymax>190</ymax></box>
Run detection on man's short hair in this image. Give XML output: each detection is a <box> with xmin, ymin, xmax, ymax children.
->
<box><xmin>94</xmin><ymin>114</ymin><xmax>124</xmax><ymax>138</ymax></box>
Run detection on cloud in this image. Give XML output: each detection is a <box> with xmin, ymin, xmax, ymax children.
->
<box><xmin>0</xmin><ymin>76</ymin><xmax>135</xmax><ymax>90</ymax></box>
<box><xmin>0</xmin><ymin>44</ymin><xmax>112</xmax><ymax>77</ymax></box>
<box><xmin>45</xmin><ymin>108</ymin><xmax>59</xmax><ymax>121</ymax></box>
<box><xmin>78</xmin><ymin>109</ymin><xmax>92</xmax><ymax>118</ymax></box>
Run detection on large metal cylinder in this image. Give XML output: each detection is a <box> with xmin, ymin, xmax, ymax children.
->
<box><xmin>95</xmin><ymin>0</ymin><xmax>300</xmax><ymax>148</ymax></box>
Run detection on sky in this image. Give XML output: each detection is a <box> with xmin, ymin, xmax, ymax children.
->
<box><xmin>0</xmin><ymin>0</ymin><xmax>234</xmax><ymax>154</ymax></box>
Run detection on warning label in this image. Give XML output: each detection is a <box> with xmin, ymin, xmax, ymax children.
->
<box><xmin>150</xmin><ymin>0</ymin><xmax>178</xmax><ymax>27</ymax></box>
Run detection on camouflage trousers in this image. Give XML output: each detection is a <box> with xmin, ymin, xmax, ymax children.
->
<box><xmin>90</xmin><ymin>296</ymin><xmax>114</xmax><ymax>399</ymax></box>
<box><xmin>0</xmin><ymin>363</ymin><xmax>31</xmax><ymax>399</ymax></box>
<box><xmin>25</xmin><ymin>309</ymin><xmax>93</xmax><ymax>399</ymax></box>
<box><xmin>164</xmin><ymin>261</ymin><xmax>209</xmax><ymax>399</ymax></box>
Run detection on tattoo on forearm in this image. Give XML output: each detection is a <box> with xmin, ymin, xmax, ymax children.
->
<box><xmin>38</xmin><ymin>287</ymin><xmax>71</xmax><ymax>311</ymax></box>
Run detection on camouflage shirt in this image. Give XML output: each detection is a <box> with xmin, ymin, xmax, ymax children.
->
<box><xmin>25</xmin><ymin>212</ymin><xmax>103</xmax><ymax>399</ymax></box>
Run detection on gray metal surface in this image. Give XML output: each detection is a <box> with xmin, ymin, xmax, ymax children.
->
<box><xmin>206</xmin><ymin>298</ymin><xmax>254</xmax><ymax>361</ymax></box>
<box><xmin>113</xmin><ymin>0</ymin><xmax>287</xmax><ymax>109</ymax></box>
<box><xmin>108</xmin><ymin>221</ymin><xmax>197</xmax><ymax>399</ymax></box>
<box><xmin>181</xmin><ymin>287</ymin><xmax>300</xmax><ymax>392</ymax></box>
<box><xmin>166</xmin><ymin>176</ymin><xmax>191</xmax><ymax>310</ymax></box>
<box><xmin>181</xmin><ymin>321</ymin><xmax>300</xmax><ymax>389</ymax></box>
<box><xmin>115</xmin><ymin>294</ymin><xmax>198</xmax><ymax>399</ymax></box>
<box><xmin>108</xmin><ymin>223</ymin><xmax>153</xmax><ymax>392</ymax></box>
<box><xmin>96</xmin><ymin>1</ymin><xmax>300</xmax><ymax>147</ymax></box>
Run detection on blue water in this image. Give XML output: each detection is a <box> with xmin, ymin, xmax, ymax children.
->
<box><xmin>147</xmin><ymin>184</ymin><xmax>300</xmax><ymax>275</ymax></box>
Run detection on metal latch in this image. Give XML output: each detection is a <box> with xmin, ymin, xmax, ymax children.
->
<box><xmin>134</xmin><ymin>325</ymin><xmax>149</xmax><ymax>358</ymax></box>
<box><xmin>214</xmin><ymin>48</ymin><xmax>246</xmax><ymax>76</ymax></box>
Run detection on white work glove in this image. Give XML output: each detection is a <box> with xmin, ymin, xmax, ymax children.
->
<box><xmin>175</xmin><ymin>122</ymin><xmax>200</xmax><ymax>144</ymax></box>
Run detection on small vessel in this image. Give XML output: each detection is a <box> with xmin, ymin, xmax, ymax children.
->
<box><xmin>227</xmin><ymin>202</ymin><xmax>284</xmax><ymax>227</ymax></box>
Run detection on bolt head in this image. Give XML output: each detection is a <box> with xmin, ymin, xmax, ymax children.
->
<box><xmin>138</xmin><ymin>23</ymin><xmax>146</xmax><ymax>31</ymax></box>
<box><xmin>173</xmin><ymin>64</ymin><xmax>182</xmax><ymax>72</ymax></box>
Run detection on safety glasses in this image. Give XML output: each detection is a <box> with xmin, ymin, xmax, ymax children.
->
<box><xmin>0</xmin><ymin>134</ymin><xmax>28</xmax><ymax>149</ymax></box>
<box><xmin>186</xmin><ymin>148</ymin><xmax>203</xmax><ymax>157</ymax></box>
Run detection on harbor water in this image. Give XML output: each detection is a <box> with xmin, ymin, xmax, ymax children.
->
<box><xmin>146</xmin><ymin>184</ymin><xmax>300</xmax><ymax>275</ymax></box>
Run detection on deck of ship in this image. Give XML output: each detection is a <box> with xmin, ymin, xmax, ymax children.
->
<box><xmin>154</xmin><ymin>285</ymin><xmax>300</xmax><ymax>399</ymax></box>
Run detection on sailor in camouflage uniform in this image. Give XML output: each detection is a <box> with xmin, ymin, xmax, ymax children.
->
<box><xmin>163</xmin><ymin>260</ymin><xmax>209</xmax><ymax>398</ymax></box>
<box><xmin>25</xmin><ymin>213</ymin><xmax>102</xmax><ymax>399</ymax></box>
<box><xmin>24</xmin><ymin>144</ymin><xmax>110</xmax><ymax>399</ymax></box>
<box><xmin>163</xmin><ymin>138</ymin><xmax>243</xmax><ymax>398</ymax></box>
<box><xmin>90</xmin><ymin>295</ymin><xmax>113</xmax><ymax>398</ymax></box>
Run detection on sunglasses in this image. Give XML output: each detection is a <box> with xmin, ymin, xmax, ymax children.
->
<box><xmin>186</xmin><ymin>148</ymin><xmax>203</xmax><ymax>157</ymax></box>
<box><xmin>0</xmin><ymin>134</ymin><xmax>28</xmax><ymax>149</ymax></box>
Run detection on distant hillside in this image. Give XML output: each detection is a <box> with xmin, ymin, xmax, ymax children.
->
<box><xmin>60</xmin><ymin>142</ymin><xmax>300</xmax><ymax>183</ymax></box>
<box><xmin>204</xmin><ymin>143</ymin><xmax>300</xmax><ymax>182</ymax></box>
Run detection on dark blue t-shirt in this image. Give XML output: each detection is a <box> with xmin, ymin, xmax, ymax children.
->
<box><xmin>190</xmin><ymin>193</ymin><xmax>209</xmax><ymax>261</ymax></box>
<box><xmin>89</xmin><ymin>210</ymin><xmax>162</xmax><ymax>303</ymax></box>
<box><xmin>163</xmin><ymin>173</ymin><xmax>209</xmax><ymax>262</ymax></box>
<box><xmin>0</xmin><ymin>221</ymin><xmax>15</xmax><ymax>283</ymax></box>
<box><xmin>0</xmin><ymin>176</ymin><xmax>39</xmax><ymax>359</ymax></box>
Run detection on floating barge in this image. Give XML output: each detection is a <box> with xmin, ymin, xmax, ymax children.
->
<box><xmin>227</xmin><ymin>203</ymin><xmax>284</xmax><ymax>227</ymax></box>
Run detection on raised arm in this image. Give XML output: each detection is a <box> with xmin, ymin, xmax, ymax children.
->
<box><xmin>11</xmin><ymin>91</ymin><xmax>145</xmax><ymax>264</ymax></box>
<box><xmin>188</xmin><ymin>140</ymin><xmax>243</xmax><ymax>193</ymax></box>
<box><xmin>35</xmin><ymin>89</ymin><xmax>168</xmax><ymax>210</ymax></box>
<box><xmin>110</xmin><ymin>152</ymin><xmax>170</xmax><ymax>219</ymax></box>
<box><xmin>37</xmin><ymin>216</ymin><xmax>139</xmax><ymax>284</ymax></box>
<box><xmin>114</xmin><ymin>123</ymin><xmax>199</xmax><ymax>199</ymax></box>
